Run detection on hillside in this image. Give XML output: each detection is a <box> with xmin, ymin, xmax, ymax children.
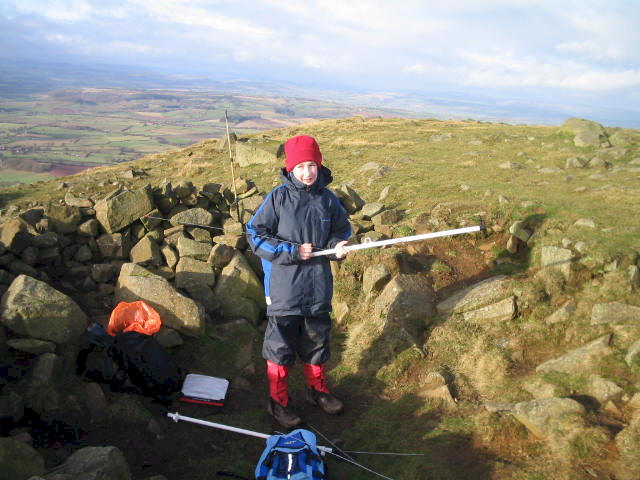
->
<box><xmin>0</xmin><ymin>116</ymin><xmax>639</xmax><ymax>480</ymax></box>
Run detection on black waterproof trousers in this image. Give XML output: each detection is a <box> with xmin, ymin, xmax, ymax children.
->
<box><xmin>262</xmin><ymin>313</ymin><xmax>332</xmax><ymax>367</ymax></box>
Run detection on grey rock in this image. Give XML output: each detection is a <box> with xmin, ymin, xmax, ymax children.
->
<box><xmin>544</xmin><ymin>300</ymin><xmax>576</xmax><ymax>324</ymax></box>
<box><xmin>511</xmin><ymin>397</ymin><xmax>586</xmax><ymax>442</ymax></box>
<box><xmin>540</xmin><ymin>245</ymin><xmax>573</xmax><ymax>280</ymax></box>
<box><xmin>536</xmin><ymin>334</ymin><xmax>613</xmax><ymax>374</ymax></box>
<box><xmin>437</xmin><ymin>276</ymin><xmax>510</xmax><ymax>315</ymax></box>
<box><xmin>170</xmin><ymin>207</ymin><xmax>214</xmax><ymax>228</ymax></box>
<box><xmin>0</xmin><ymin>437</ymin><xmax>45</xmax><ymax>479</ymax></box>
<box><xmin>175</xmin><ymin>257</ymin><xmax>215</xmax><ymax>289</ymax></box>
<box><xmin>46</xmin><ymin>204</ymin><xmax>82</xmax><ymax>234</ymax></box>
<box><xmin>585</xmin><ymin>374</ymin><xmax>623</xmax><ymax>404</ymax></box>
<box><xmin>77</xmin><ymin>218</ymin><xmax>100</xmax><ymax>237</ymax></box>
<box><xmin>235</xmin><ymin>142</ymin><xmax>278</xmax><ymax>167</ymax></box>
<box><xmin>130</xmin><ymin>236</ymin><xmax>162</xmax><ymax>266</ymax></box>
<box><xmin>462</xmin><ymin>296</ymin><xmax>516</xmax><ymax>323</ymax></box>
<box><xmin>625</xmin><ymin>339</ymin><xmax>640</xmax><ymax>367</ymax></box>
<box><xmin>115</xmin><ymin>263</ymin><xmax>205</xmax><ymax>336</ymax></box>
<box><xmin>614</xmin><ymin>411</ymin><xmax>640</xmax><ymax>480</ymax></box>
<box><xmin>361</xmin><ymin>203</ymin><xmax>385</xmax><ymax>220</ymax></box>
<box><xmin>374</xmin><ymin>274</ymin><xmax>436</xmax><ymax>346</ymax></box>
<box><xmin>509</xmin><ymin>220</ymin><xmax>532</xmax><ymax>242</ymax></box>
<box><xmin>96</xmin><ymin>232</ymin><xmax>132</xmax><ymax>260</ymax></box>
<box><xmin>160</xmin><ymin>242</ymin><xmax>179</xmax><ymax>269</ymax></box>
<box><xmin>0</xmin><ymin>391</ymin><xmax>24</xmax><ymax>423</ymax></box>
<box><xmin>362</xmin><ymin>264</ymin><xmax>391</xmax><ymax>295</ymax></box>
<box><xmin>177</xmin><ymin>236</ymin><xmax>211</xmax><ymax>261</ymax></box>
<box><xmin>91</xmin><ymin>263</ymin><xmax>118</xmax><ymax>283</ymax></box>
<box><xmin>1</xmin><ymin>275</ymin><xmax>88</xmax><ymax>343</ymax></box>
<box><xmin>45</xmin><ymin>446</ymin><xmax>132</xmax><ymax>480</ymax></box>
<box><xmin>213</xmin><ymin>251</ymin><xmax>266</xmax><ymax>325</ymax></box>
<box><xmin>94</xmin><ymin>187</ymin><xmax>154</xmax><ymax>234</ymax></box>
<box><xmin>6</xmin><ymin>338</ymin><xmax>56</xmax><ymax>355</ymax></box>
<box><xmin>591</xmin><ymin>302</ymin><xmax>640</xmax><ymax>325</ymax></box>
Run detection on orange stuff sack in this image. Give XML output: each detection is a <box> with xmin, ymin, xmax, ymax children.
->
<box><xmin>107</xmin><ymin>301</ymin><xmax>162</xmax><ymax>336</ymax></box>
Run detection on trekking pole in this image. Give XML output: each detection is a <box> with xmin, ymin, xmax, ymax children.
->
<box><xmin>224</xmin><ymin>110</ymin><xmax>242</xmax><ymax>222</ymax></box>
<box><xmin>166</xmin><ymin>412</ymin><xmax>333</xmax><ymax>454</ymax></box>
<box><xmin>311</xmin><ymin>225</ymin><xmax>482</xmax><ymax>257</ymax></box>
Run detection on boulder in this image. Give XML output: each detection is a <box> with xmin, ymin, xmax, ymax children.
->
<box><xmin>511</xmin><ymin>397</ymin><xmax>586</xmax><ymax>442</ymax></box>
<box><xmin>561</xmin><ymin>118</ymin><xmax>609</xmax><ymax>147</ymax></box>
<box><xmin>96</xmin><ymin>232</ymin><xmax>132</xmax><ymax>260</ymax></box>
<box><xmin>625</xmin><ymin>338</ymin><xmax>640</xmax><ymax>367</ymax></box>
<box><xmin>175</xmin><ymin>257</ymin><xmax>215</xmax><ymax>289</ymax></box>
<box><xmin>160</xmin><ymin>242</ymin><xmax>179</xmax><ymax>269</ymax></box>
<box><xmin>235</xmin><ymin>142</ymin><xmax>279</xmax><ymax>167</ymax></box>
<box><xmin>170</xmin><ymin>207</ymin><xmax>214</xmax><ymax>228</ymax></box>
<box><xmin>508</xmin><ymin>220</ymin><xmax>532</xmax><ymax>242</ymax></box>
<box><xmin>46</xmin><ymin>204</ymin><xmax>82</xmax><ymax>234</ymax></box>
<box><xmin>45</xmin><ymin>445</ymin><xmax>132</xmax><ymax>480</ymax></box>
<box><xmin>0</xmin><ymin>437</ymin><xmax>46</xmax><ymax>480</ymax></box>
<box><xmin>362</xmin><ymin>264</ymin><xmax>391</xmax><ymax>295</ymax></box>
<box><xmin>65</xmin><ymin>190</ymin><xmax>93</xmax><ymax>208</ymax></box>
<box><xmin>77</xmin><ymin>218</ymin><xmax>100</xmax><ymax>237</ymax></box>
<box><xmin>25</xmin><ymin>352</ymin><xmax>62</xmax><ymax>412</ymax></box>
<box><xmin>591</xmin><ymin>302</ymin><xmax>640</xmax><ymax>325</ymax></box>
<box><xmin>129</xmin><ymin>236</ymin><xmax>162</xmax><ymax>266</ymax></box>
<box><xmin>540</xmin><ymin>245</ymin><xmax>573</xmax><ymax>280</ymax></box>
<box><xmin>213</xmin><ymin>251</ymin><xmax>266</xmax><ymax>324</ymax></box>
<box><xmin>115</xmin><ymin>263</ymin><xmax>205</xmax><ymax>336</ymax></box>
<box><xmin>0</xmin><ymin>218</ymin><xmax>34</xmax><ymax>254</ymax></box>
<box><xmin>614</xmin><ymin>411</ymin><xmax>640</xmax><ymax>480</ymax></box>
<box><xmin>373</xmin><ymin>274</ymin><xmax>435</xmax><ymax>345</ymax></box>
<box><xmin>372</xmin><ymin>209</ymin><xmax>399</xmax><ymax>226</ymax></box>
<box><xmin>94</xmin><ymin>187</ymin><xmax>154</xmax><ymax>234</ymax></box>
<box><xmin>6</xmin><ymin>338</ymin><xmax>56</xmax><ymax>355</ymax></box>
<box><xmin>177</xmin><ymin>236</ymin><xmax>211</xmax><ymax>261</ymax></box>
<box><xmin>361</xmin><ymin>203</ymin><xmax>385</xmax><ymax>220</ymax></box>
<box><xmin>584</xmin><ymin>374</ymin><xmax>623</xmax><ymax>404</ymax></box>
<box><xmin>335</xmin><ymin>184</ymin><xmax>365</xmax><ymax>214</ymax></box>
<box><xmin>437</xmin><ymin>276</ymin><xmax>510</xmax><ymax>315</ymax></box>
<box><xmin>462</xmin><ymin>296</ymin><xmax>517</xmax><ymax>323</ymax></box>
<box><xmin>536</xmin><ymin>334</ymin><xmax>613</xmax><ymax>374</ymax></box>
<box><xmin>0</xmin><ymin>275</ymin><xmax>88</xmax><ymax>343</ymax></box>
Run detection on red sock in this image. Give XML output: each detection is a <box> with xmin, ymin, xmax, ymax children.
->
<box><xmin>266</xmin><ymin>360</ymin><xmax>290</xmax><ymax>406</ymax></box>
<box><xmin>303</xmin><ymin>363</ymin><xmax>330</xmax><ymax>393</ymax></box>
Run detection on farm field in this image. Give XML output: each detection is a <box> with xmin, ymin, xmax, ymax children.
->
<box><xmin>0</xmin><ymin>88</ymin><xmax>406</xmax><ymax>186</ymax></box>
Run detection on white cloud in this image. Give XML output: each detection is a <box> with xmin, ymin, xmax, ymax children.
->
<box><xmin>134</xmin><ymin>1</ymin><xmax>273</xmax><ymax>39</ymax></box>
<box><xmin>555</xmin><ymin>41</ymin><xmax>622</xmax><ymax>61</ymax></box>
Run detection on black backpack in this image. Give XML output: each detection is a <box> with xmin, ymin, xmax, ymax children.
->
<box><xmin>77</xmin><ymin>324</ymin><xmax>183</xmax><ymax>402</ymax></box>
<box><xmin>76</xmin><ymin>323</ymin><xmax>126</xmax><ymax>388</ymax></box>
<box><xmin>111</xmin><ymin>331</ymin><xmax>183</xmax><ymax>401</ymax></box>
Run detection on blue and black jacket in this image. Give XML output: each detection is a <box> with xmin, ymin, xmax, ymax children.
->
<box><xmin>246</xmin><ymin>166</ymin><xmax>351</xmax><ymax>317</ymax></box>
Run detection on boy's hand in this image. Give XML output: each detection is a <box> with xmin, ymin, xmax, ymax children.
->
<box><xmin>299</xmin><ymin>243</ymin><xmax>313</xmax><ymax>260</ymax></box>
<box><xmin>334</xmin><ymin>240</ymin><xmax>349</xmax><ymax>259</ymax></box>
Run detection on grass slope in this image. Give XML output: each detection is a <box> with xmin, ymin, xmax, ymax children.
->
<box><xmin>1</xmin><ymin>116</ymin><xmax>639</xmax><ymax>479</ymax></box>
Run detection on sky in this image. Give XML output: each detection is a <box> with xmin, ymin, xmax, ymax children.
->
<box><xmin>1</xmin><ymin>0</ymin><xmax>639</xmax><ymax>126</ymax></box>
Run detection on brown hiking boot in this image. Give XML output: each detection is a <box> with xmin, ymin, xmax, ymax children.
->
<box><xmin>267</xmin><ymin>398</ymin><xmax>302</xmax><ymax>429</ymax></box>
<box><xmin>306</xmin><ymin>388</ymin><xmax>344</xmax><ymax>415</ymax></box>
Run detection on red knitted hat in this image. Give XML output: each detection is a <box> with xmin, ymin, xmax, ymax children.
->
<box><xmin>284</xmin><ymin>135</ymin><xmax>323</xmax><ymax>172</ymax></box>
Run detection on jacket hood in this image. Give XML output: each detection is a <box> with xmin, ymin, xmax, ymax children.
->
<box><xmin>280</xmin><ymin>165</ymin><xmax>333</xmax><ymax>191</ymax></box>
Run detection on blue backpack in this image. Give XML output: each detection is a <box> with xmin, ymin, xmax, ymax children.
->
<box><xmin>255</xmin><ymin>429</ymin><xmax>326</xmax><ymax>480</ymax></box>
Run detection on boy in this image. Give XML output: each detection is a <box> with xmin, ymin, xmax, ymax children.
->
<box><xmin>246</xmin><ymin>134</ymin><xmax>351</xmax><ymax>428</ymax></box>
